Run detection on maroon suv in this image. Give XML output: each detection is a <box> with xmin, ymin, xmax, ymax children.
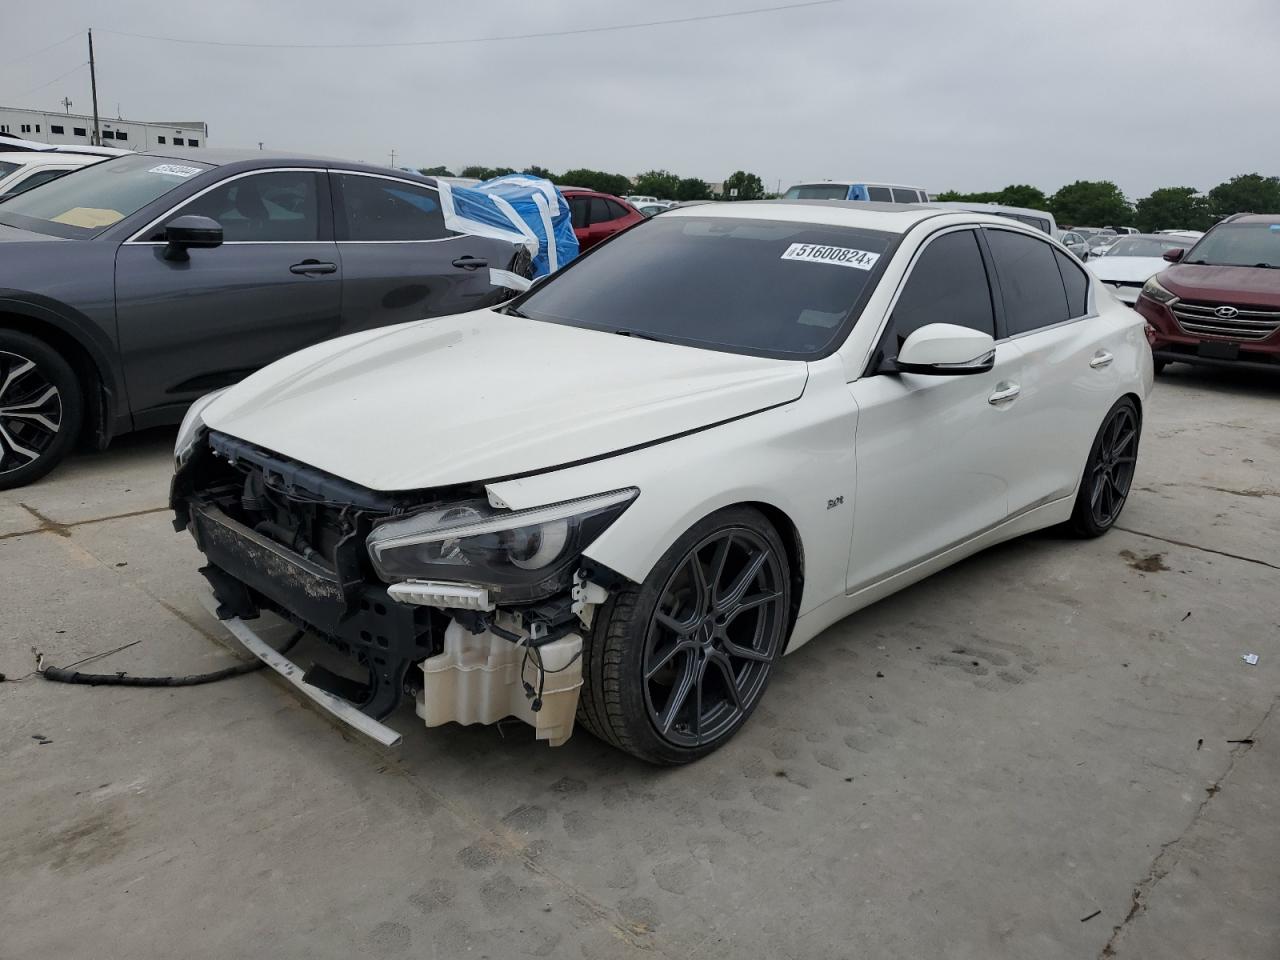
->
<box><xmin>1136</xmin><ymin>213</ymin><xmax>1280</xmax><ymax>373</ymax></box>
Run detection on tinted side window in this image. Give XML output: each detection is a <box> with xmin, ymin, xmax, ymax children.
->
<box><xmin>867</xmin><ymin>186</ymin><xmax>892</xmax><ymax>202</ymax></box>
<box><xmin>1054</xmin><ymin>248</ymin><xmax>1089</xmax><ymax>317</ymax></box>
<box><xmin>881</xmin><ymin>230</ymin><xmax>994</xmax><ymax>362</ymax></box>
<box><xmin>173</xmin><ymin>171</ymin><xmax>321</xmax><ymax>242</ymax></box>
<box><xmin>588</xmin><ymin>196</ymin><xmax>612</xmax><ymax>224</ymax></box>
<box><xmin>336</xmin><ymin>174</ymin><xmax>452</xmax><ymax>241</ymax></box>
<box><xmin>12</xmin><ymin>169</ymin><xmax>70</xmax><ymax>195</ymax></box>
<box><xmin>606</xmin><ymin>199</ymin><xmax>631</xmax><ymax>219</ymax></box>
<box><xmin>891</xmin><ymin>187</ymin><xmax>917</xmax><ymax>204</ymax></box>
<box><xmin>569</xmin><ymin>196</ymin><xmax>589</xmax><ymax>229</ymax></box>
<box><xmin>985</xmin><ymin>229</ymin><xmax>1070</xmax><ymax>335</ymax></box>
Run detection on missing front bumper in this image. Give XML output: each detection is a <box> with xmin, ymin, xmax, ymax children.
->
<box><xmin>197</xmin><ymin>586</ymin><xmax>404</xmax><ymax>747</ymax></box>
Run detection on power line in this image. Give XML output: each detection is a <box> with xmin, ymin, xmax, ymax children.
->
<box><xmin>98</xmin><ymin>0</ymin><xmax>840</xmax><ymax>50</ymax></box>
<box><xmin>18</xmin><ymin>62</ymin><xmax>89</xmax><ymax>98</ymax></box>
<box><xmin>1</xmin><ymin>30</ymin><xmax>83</xmax><ymax>73</ymax></box>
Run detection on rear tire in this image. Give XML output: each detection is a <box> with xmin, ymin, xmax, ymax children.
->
<box><xmin>0</xmin><ymin>330</ymin><xmax>82</xmax><ymax>490</ymax></box>
<box><xmin>577</xmin><ymin>506</ymin><xmax>791</xmax><ymax>764</ymax></box>
<box><xmin>1068</xmin><ymin>397</ymin><xmax>1140</xmax><ymax>538</ymax></box>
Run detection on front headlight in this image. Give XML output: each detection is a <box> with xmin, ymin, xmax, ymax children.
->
<box><xmin>174</xmin><ymin>388</ymin><xmax>229</xmax><ymax>466</ymax></box>
<box><xmin>366</xmin><ymin>488</ymin><xmax>638</xmax><ymax>597</ymax></box>
<box><xmin>1140</xmin><ymin>274</ymin><xmax>1177</xmax><ymax>305</ymax></box>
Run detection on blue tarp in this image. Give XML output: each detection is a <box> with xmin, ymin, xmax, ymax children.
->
<box><xmin>437</xmin><ymin>174</ymin><xmax>578</xmax><ymax>281</ymax></box>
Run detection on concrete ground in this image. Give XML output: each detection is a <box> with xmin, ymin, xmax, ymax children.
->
<box><xmin>2</xmin><ymin>364</ymin><xmax>1277</xmax><ymax>960</ymax></box>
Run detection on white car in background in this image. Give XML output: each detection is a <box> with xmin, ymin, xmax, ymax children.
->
<box><xmin>925</xmin><ymin>201</ymin><xmax>1057</xmax><ymax>238</ymax></box>
<box><xmin>0</xmin><ymin>151</ymin><xmax>104</xmax><ymax>199</ymax></box>
<box><xmin>1087</xmin><ymin>233</ymin><xmax>1197</xmax><ymax>305</ymax></box>
<box><xmin>173</xmin><ymin>202</ymin><xmax>1152</xmax><ymax>764</ymax></box>
<box><xmin>1088</xmin><ymin>234</ymin><xmax>1120</xmax><ymax>258</ymax></box>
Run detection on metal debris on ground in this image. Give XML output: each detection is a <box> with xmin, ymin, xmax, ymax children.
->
<box><xmin>1241</xmin><ymin>653</ymin><xmax>1259</xmax><ymax>665</ymax></box>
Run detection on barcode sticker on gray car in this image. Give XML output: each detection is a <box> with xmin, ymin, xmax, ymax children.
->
<box><xmin>780</xmin><ymin>243</ymin><xmax>880</xmax><ymax>270</ymax></box>
<box><xmin>148</xmin><ymin>164</ymin><xmax>202</xmax><ymax>178</ymax></box>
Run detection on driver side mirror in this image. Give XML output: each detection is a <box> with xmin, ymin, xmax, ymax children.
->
<box><xmin>1162</xmin><ymin>248</ymin><xmax>1185</xmax><ymax>263</ymax></box>
<box><xmin>894</xmin><ymin>323</ymin><xmax>996</xmax><ymax>376</ymax></box>
<box><xmin>162</xmin><ymin>215</ymin><xmax>223</xmax><ymax>261</ymax></box>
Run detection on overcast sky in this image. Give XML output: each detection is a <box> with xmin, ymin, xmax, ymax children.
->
<box><xmin>6</xmin><ymin>0</ymin><xmax>1277</xmax><ymax>198</ymax></box>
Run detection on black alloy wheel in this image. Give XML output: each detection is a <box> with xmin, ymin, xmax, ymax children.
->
<box><xmin>1070</xmin><ymin>397</ymin><xmax>1140</xmax><ymax>537</ymax></box>
<box><xmin>643</xmin><ymin>528</ymin><xmax>786</xmax><ymax>748</ymax></box>
<box><xmin>0</xmin><ymin>333</ymin><xmax>83</xmax><ymax>490</ymax></box>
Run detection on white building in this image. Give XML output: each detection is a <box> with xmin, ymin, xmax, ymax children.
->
<box><xmin>0</xmin><ymin>105</ymin><xmax>207</xmax><ymax>152</ymax></box>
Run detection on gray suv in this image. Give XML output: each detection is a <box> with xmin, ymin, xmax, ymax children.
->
<box><xmin>0</xmin><ymin>150</ymin><xmax>532</xmax><ymax>487</ymax></box>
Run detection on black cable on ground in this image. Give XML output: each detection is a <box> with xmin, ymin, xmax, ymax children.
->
<box><xmin>37</xmin><ymin>631</ymin><xmax>303</xmax><ymax>688</ymax></box>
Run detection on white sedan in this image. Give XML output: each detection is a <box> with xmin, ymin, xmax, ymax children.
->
<box><xmin>173</xmin><ymin>202</ymin><xmax>1153</xmax><ymax>763</ymax></box>
<box><xmin>1087</xmin><ymin>233</ymin><xmax>1197</xmax><ymax>304</ymax></box>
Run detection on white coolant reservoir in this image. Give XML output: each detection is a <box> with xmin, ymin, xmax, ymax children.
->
<box><xmin>416</xmin><ymin>620</ymin><xmax>583</xmax><ymax>746</ymax></box>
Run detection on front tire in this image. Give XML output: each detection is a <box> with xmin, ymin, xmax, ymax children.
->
<box><xmin>1068</xmin><ymin>397</ymin><xmax>1140</xmax><ymax>538</ymax></box>
<box><xmin>577</xmin><ymin>506</ymin><xmax>791</xmax><ymax>764</ymax></box>
<box><xmin>0</xmin><ymin>331</ymin><xmax>83</xmax><ymax>490</ymax></box>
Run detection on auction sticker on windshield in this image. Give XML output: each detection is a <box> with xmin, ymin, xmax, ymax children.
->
<box><xmin>148</xmin><ymin>164</ymin><xmax>203</xmax><ymax>178</ymax></box>
<box><xmin>781</xmin><ymin>242</ymin><xmax>880</xmax><ymax>270</ymax></box>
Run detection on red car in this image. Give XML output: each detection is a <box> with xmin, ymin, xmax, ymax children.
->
<box><xmin>1136</xmin><ymin>213</ymin><xmax>1280</xmax><ymax>374</ymax></box>
<box><xmin>560</xmin><ymin>188</ymin><xmax>644</xmax><ymax>251</ymax></box>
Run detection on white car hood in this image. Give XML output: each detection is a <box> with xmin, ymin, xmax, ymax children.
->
<box><xmin>1087</xmin><ymin>256</ymin><xmax>1166</xmax><ymax>283</ymax></box>
<box><xmin>200</xmin><ymin>309</ymin><xmax>808</xmax><ymax>490</ymax></box>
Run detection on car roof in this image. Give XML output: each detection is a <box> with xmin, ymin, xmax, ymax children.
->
<box><xmin>1223</xmin><ymin>213</ymin><xmax>1280</xmax><ymax>224</ymax></box>
<box><xmin>662</xmin><ymin>199</ymin><xmax>1005</xmax><ymax>235</ymax></box>
<box><xmin>926</xmin><ymin>201</ymin><xmax>1054</xmax><ymax>220</ymax></box>
<box><xmin>112</xmin><ymin>148</ymin><xmax>442</xmax><ymax>184</ymax></box>
<box><xmin>0</xmin><ymin>151</ymin><xmax>101</xmax><ymax>167</ymax></box>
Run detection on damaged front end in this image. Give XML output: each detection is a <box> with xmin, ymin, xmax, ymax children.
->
<box><xmin>172</xmin><ymin>430</ymin><xmax>632</xmax><ymax>746</ymax></box>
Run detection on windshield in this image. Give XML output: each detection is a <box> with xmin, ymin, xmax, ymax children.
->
<box><xmin>782</xmin><ymin>184</ymin><xmax>850</xmax><ymax>201</ymax></box>
<box><xmin>1104</xmin><ymin>237</ymin><xmax>1194</xmax><ymax>257</ymax></box>
<box><xmin>1185</xmin><ymin>223</ymin><xmax>1280</xmax><ymax>268</ymax></box>
<box><xmin>0</xmin><ymin>153</ymin><xmax>212</xmax><ymax>238</ymax></box>
<box><xmin>0</xmin><ymin>160</ymin><xmax>20</xmax><ymax>180</ymax></box>
<box><xmin>514</xmin><ymin>216</ymin><xmax>896</xmax><ymax>359</ymax></box>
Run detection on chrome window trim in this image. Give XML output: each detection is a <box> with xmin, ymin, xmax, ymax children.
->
<box><xmin>124</xmin><ymin>167</ymin><xmax>323</xmax><ymax>244</ymax></box>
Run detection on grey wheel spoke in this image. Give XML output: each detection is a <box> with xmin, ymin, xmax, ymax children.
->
<box><xmin>708</xmin><ymin>651</ymin><xmax>743</xmax><ymax>711</ymax></box>
<box><xmin>659</xmin><ymin>652</ymin><xmax>698</xmax><ymax>734</ymax></box>
<box><xmin>646</xmin><ymin>639</ymin><xmax>695</xmax><ymax>680</ymax></box>
<box><xmin>716</xmin><ymin>549</ymin><xmax>768</xmax><ymax>613</ymax></box>
<box><xmin>707</xmin><ymin>535</ymin><xmax>733</xmax><ymax>606</ymax></box>
<box><xmin>0</xmin><ymin>421</ymin><xmax>39</xmax><ymax>466</ymax></box>
<box><xmin>721</xmin><ymin>635</ymin><xmax>772</xmax><ymax>662</ymax></box>
<box><xmin>725</xmin><ymin>589</ymin><xmax>782</xmax><ymax>625</ymax></box>
<box><xmin>655</xmin><ymin>608</ymin><xmax>697</xmax><ymax>636</ymax></box>
<box><xmin>686</xmin><ymin>554</ymin><xmax>710</xmax><ymax>614</ymax></box>
<box><xmin>1113</xmin><ymin>426</ymin><xmax>1136</xmax><ymax>453</ymax></box>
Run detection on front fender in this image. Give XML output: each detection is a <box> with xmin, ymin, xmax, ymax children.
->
<box><xmin>487</xmin><ymin>360</ymin><xmax>858</xmax><ymax>618</ymax></box>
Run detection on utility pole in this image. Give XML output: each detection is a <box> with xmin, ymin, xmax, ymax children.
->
<box><xmin>87</xmin><ymin>29</ymin><xmax>101</xmax><ymax>146</ymax></box>
<box><xmin>61</xmin><ymin>97</ymin><xmax>73</xmax><ymax>114</ymax></box>
<box><xmin>389</xmin><ymin>148</ymin><xmax>397</xmax><ymax>168</ymax></box>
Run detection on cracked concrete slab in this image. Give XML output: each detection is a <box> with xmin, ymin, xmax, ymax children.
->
<box><xmin>1</xmin><ymin>368</ymin><xmax>1277</xmax><ymax>959</ymax></box>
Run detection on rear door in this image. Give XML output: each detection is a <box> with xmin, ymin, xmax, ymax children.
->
<box><xmin>847</xmin><ymin>227</ymin><xmax>1020</xmax><ymax>591</ymax></box>
<box><xmin>331</xmin><ymin>171</ymin><xmax>513</xmax><ymax>330</ymax></box>
<box><xmin>115</xmin><ymin>168</ymin><xmax>341</xmax><ymax>425</ymax></box>
<box><xmin>981</xmin><ymin>226</ymin><xmax>1118</xmax><ymax>513</ymax></box>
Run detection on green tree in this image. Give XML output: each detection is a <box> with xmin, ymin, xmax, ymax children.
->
<box><xmin>1049</xmin><ymin>180</ymin><xmax>1133</xmax><ymax>227</ymax></box>
<box><xmin>1133</xmin><ymin>187</ymin><xmax>1214</xmax><ymax>232</ymax></box>
<box><xmin>558</xmin><ymin>168</ymin><xmax>633</xmax><ymax>197</ymax></box>
<box><xmin>417</xmin><ymin>165</ymin><xmax>454</xmax><ymax>177</ymax></box>
<box><xmin>1208</xmin><ymin>173</ymin><xmax>1280</xmax><ymax>217</ymax></box>
<box><xmin>723</xmin><ymin>170</ymin><xmax>765</xmax><ymax>201</ymax></box>
<box><xmin>996</xmin><ymin>184</ymin><xmax>1049</xmax><ymax>209</ymax></box>
<box><xmin>633</xmin><ymin>169</ymin><xmax>681</xmax><ymax>199</ymax></box>
<box><xmin>675</xmin><ymin>177</ymin><xmax>711</xmax><ymax>202</ymax></box>
<box><xmin>459</xmin><ymin>165</ymin><xmax>494</xmax><ymax>179</ymax></box>
<box><xmin>523</xmin><ymin>165</ymin><xmax>556</xmax><ymax>180</ymax></box>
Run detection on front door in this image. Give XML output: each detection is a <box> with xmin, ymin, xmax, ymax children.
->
<box><xmin>331</xmin><ymin>172</ymin><xmax>513</xmax><ymax>330</ymax></box>
<box><xmin>846</xmin><ymin>227</ymin><xmax>1017</xmax><ymax>592</ymax></box>
<box><xmin>115</xmin><ymin>168</ymin><xmax>341</xmax><ymax>426</ymax></box>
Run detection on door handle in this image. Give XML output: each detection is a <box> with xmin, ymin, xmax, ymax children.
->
<box><xmin>290</xmin><ymin>260</ymin><xmax>337</xmax><ymax>275</ymax></box>
<box><xmin>988</xmin><ymin>382</ymin><xmax>1021</xmax><ymax>405</ymax></box>
<box><xmin>1090</xmin><ymin>350</ymin><xmax>1114</xmax><ymax>368</ymax></box>
<box><xmin>452</xmin><ymin>256</ymin><xmax>488</xmax><ymax>270</ymax></box>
